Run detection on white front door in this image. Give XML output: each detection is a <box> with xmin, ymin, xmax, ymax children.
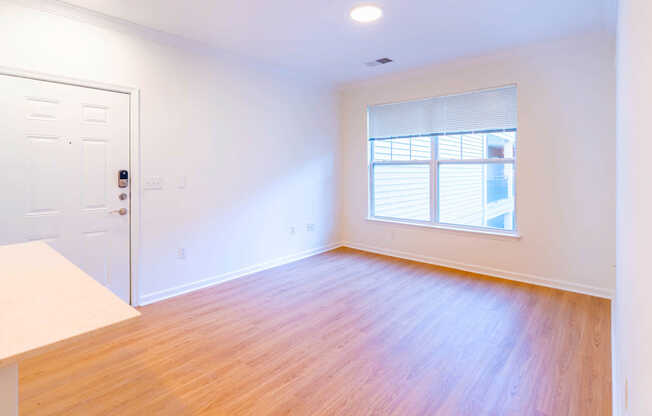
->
<box><xmin>0</xmin><ymin>74</ymin><xmax>131</xmax><ymax>303</ymax></box>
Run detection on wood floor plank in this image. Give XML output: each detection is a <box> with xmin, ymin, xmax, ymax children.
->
<box><xmin>18</xmin><ymin>248</ymin><xmax>612</xmax><ymax>415</ymax></box>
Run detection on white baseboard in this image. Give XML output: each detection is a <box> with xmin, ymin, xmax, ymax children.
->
<box><xmin>138</xmin><ymin>241</ymin><xmax>344</xmax><ymax>306</ymax></box>
<box><xmin>341</xmin><ymin>241</ymin><xmax>614</xmax><ymax>299</ymax></box>
<box><xmin>139</xmin><ymin>239</ymin><xmax>614</xmax><ymax>306</ymax></box>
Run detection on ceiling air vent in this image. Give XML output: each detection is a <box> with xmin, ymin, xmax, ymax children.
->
<box><xmin>365</xmin><ymin>57</ymin><xmax>393</xmax><ymax>67</ymax></box>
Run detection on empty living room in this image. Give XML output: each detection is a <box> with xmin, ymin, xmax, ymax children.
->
<box><xmin>1</xmin><ymin>0</ymin><xmax>650</xmax><ymax>415</ymax></box>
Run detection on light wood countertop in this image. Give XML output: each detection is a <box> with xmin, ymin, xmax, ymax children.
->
<box><xmin>0</xmin><ymin>242</ymin><xmax>139</xmax><ymax>367</ymax></box>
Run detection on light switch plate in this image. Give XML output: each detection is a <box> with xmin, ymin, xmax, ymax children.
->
<box><xmin>144</xmin><ymin>176</ymin><xmax>163</xmax><ymax>190</ymax></box>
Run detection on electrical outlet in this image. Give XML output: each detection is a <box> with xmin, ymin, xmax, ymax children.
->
<box><xmin>176</xmin><ymin>248</ymin><xmax>186</xmax><ymax>260</ymax></box>
<box><xmin>144</xmin><ymin>176</ymin><xmax>163</xmax><ymax>190</ymax></box>
<box><xmin>306</xmin><ymin>223</ymin><xmax>315</xmax><ymax>232</ymax></box>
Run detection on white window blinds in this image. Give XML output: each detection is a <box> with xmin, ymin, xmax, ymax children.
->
<box><xmin>368</xmin><ymin>85</ymin><xmax>517</xmax><ymax>140</ymax></box>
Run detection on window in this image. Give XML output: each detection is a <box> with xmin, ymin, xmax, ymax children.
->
<box><xmin>368</xmin><ymin>86</ymin><xmax>517</xmax><ymax>233</ymax></box>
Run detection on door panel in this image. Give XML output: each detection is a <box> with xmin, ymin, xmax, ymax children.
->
<box><xmin>26</xmin><ymin>135</ymin><xmax>65</xmax><ymax>214</ymax></box>
<box><xmin>81</xmin><ymin>139</ymin><xmax>108</xmax><ymax>209</ymax></box>
<box><xmin>0</xmin><ymin>74</ymin><xmax>131</xmax><ymax>303</ymax></box>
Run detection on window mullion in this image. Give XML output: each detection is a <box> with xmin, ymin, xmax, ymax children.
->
<box><xmin>369</xmin><ymin>142</ymin><xmax>375</xmax><ymax>217</ymax></box>
<box><xmin>432</xmin><ymin>135</ymin><xmax>438</xmax><ymax>224</ymax></box>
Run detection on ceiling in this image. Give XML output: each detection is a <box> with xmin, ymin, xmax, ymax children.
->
<box><xmin>61</xmin><ymin>0</ymin><xmax>617</xmax><ymax>85</ymax></box>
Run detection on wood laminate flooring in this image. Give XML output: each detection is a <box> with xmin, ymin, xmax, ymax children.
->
<box><xmin>19</xmin><ymin>247</ymin><xmax>612</xmax><ymax>415</ymax></box>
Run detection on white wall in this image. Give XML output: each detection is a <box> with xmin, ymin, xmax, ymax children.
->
<box><xmin>0</xmin><ymin>2</ymin><xmax>618</xmax><ymax>307</ymax></box>
<box><xmin>615</xmin><ymin>0</ymin><xmax>652</xmax><ymax>414</ymax></box>
<box><xmin>338</xmin><ymin>32</ymin><xmax>617</xmax><ymax>297</ymax></box>
<box><xmin>0</xmin><ymin>1</ymin><xmax>339</xmax><ymax>304</ymax></box>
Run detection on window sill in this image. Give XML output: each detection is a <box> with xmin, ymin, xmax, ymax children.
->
<box><xmin>365</xmin><ymin>217</ymin><xmax>521</xmax><ymax>239</ymax></box>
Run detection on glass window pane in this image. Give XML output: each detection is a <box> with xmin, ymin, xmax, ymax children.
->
<box><xmin>437</xmin><ymin>131</ymin><xmax>516</xmax><ymax>161</ymax></box>
<box><xmin>372</xmin><ymin>138</ymin><xmax>432</xmax><ymax>161</ymax></box>
<box><xmin>438</xmin><ymin>163</ymin><xmax>514</xmax><ymax>231</ymax></box>
<box><xmin>461</xmin><ymin>134</ymin><xmax>484</xmax><ymax>159</ymax></box>
<box><xmin>373</xmin><ymin>140</ymin><xmax>391</xmax><ymax>160</ymax></box>
<box><xmin>437</xmin><ymin>135</ymin><xmax>461</xmax><ymax>160</ymax></box>
<box><xmin>486</xmin><ymin>132</ymin><xmax>516</xmax><ymax>159</ymax></box>
<box><xmin>373</xmin><ymin>164</ymin><xmax>431</xmax><ymax>221</ymax></box>
<box><xmin>410</xmin><ymin>137</ymin><xmax>432</xmax><ymax>160</ymax></box>
<box><xmin>390</xmin><ymin>138</ymin><xmax>411</xmax><ymax>160</ymax></box>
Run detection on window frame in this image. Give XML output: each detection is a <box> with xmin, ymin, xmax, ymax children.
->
<box><xmin>368</xmin><ymin>133</ymin><xmax>518</xmax><ymax>236</ymax></box>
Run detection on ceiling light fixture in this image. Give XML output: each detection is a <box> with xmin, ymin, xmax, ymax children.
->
<box><xmin>350</xmin><ymin>5</ymin><xmax>383</xmax><ymax>23</ymax></box>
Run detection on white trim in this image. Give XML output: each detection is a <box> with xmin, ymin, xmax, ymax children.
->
<box><xmin>0</xmin><ymin>65</ymin><xmax>138</xmax><ymax>95</ymax></box>
<box><xmin>5</xmin><ymin>0</ymin><xmax>321</xmax><ymax>86</ymax></box>
<box><xmin>5</xmin><ymin>0</ymin><xmax>217</xmax><ymax>56</ymax></box>
<box><xmin>342</xmin><ymin>241</ymin><xmax>614</xmax><ymax>299</ymax></box>
<box><xmin>139</xmin><ymin>237</ymin><xmax>614</xmax><ymax>307</ymax></box>
<box><xmin>371</xmin><ymin>160</ymin><xmax>431</xmax><ymax>166</ymax></box>
<box><xmin>611</xmin><ymin>299</ymin><xmax>620</xmax><ymax>416</ymax></box>
<box><xmin>0</xmin><ymin>66</ymin><xmax>142</xmax><ymax>306</ymax></box>
<box><xmin>139</xmin><ymin>237</ymin><xmax>613</xmax><ymax>309</ymax></box>
<box><xmin>138</xmin><ymin>242</ymin><xmax>344</xmax><ymax>306</ymax></box>
<box><xmin>128</xmin><ymin>90</ymin><xmax>141</xmax><ymax>306</ymax></box>
<box><xmin>366</xmin><ymin>217</ymin><xmax>521</xmax><ymax>239</ymax></box>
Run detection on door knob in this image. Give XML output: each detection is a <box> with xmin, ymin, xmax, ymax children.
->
<box><xmin>109</xmin><ymin>208</ymin><xmax>128</xmax><ymax>215</ymax></box>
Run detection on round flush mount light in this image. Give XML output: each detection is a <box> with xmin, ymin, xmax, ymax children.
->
<box><xmin>350</xmin><ymin>5</ymin><xmax>383</xmax><ymax>23</ymax></box>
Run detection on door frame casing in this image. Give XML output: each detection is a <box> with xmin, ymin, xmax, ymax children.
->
<box><xmin>0</xmin><ymin>66</ymin><xmax>141</xmax><ymax>306</ymax></box>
